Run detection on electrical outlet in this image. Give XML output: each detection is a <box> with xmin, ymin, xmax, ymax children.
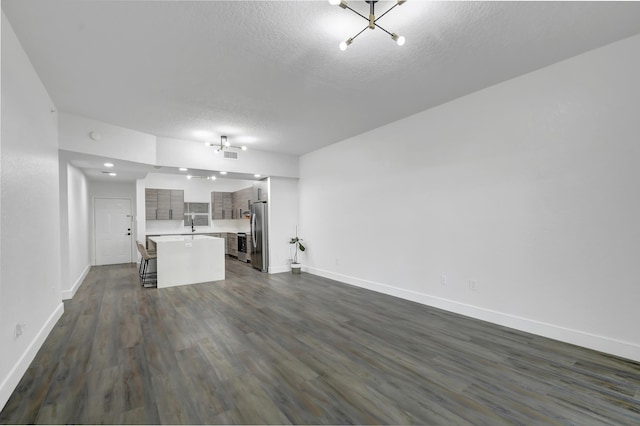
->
<box><xmin>441</xmin><ymin>275</ymin><xmax>447</xmax><ymax>285</ymax></box>
<box><xmin>469</xmin><ymin>280</ymin><xmax>478</xmax><ymax>291</ymax></box>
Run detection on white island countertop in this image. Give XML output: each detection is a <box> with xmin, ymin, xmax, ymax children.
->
<box><xmin>146</xmin><ymin>229</ymin><xmax>249</xmax><ymax>236</ymax></box>
<box><xmin>148</xmin><ymin>235</ymin><xmax>225</xmax><ymax>288</ymax></box>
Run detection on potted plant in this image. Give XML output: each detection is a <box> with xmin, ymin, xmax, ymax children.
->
<box><xmin>289</xmin><ymin>227</ymin><xmax>306</xmax><ymax>274</ymax></box>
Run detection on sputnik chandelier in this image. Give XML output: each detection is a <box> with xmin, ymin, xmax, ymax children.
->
<box><xmin>205</xmin><ymin>135</ymin><xmax>247</xmax><ymax>154</ymax></box>
<box><xmin>329</xmin><ymin>0</ymin><xmax>407</xmax><ymax>51</ymax></box>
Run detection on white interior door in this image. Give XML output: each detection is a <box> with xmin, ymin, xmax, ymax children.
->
<box><xmin>95</xmin><ymin>198</ymin><xmax>133</xmax><ymax>265</ymax></box>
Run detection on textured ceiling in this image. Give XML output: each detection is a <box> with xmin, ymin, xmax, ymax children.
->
<box><xmin>4</xmin><ymin>1</ymin><xmax>640</xmax><ymax>156</ymax></box>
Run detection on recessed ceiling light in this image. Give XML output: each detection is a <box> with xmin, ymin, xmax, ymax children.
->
<box><xmin>108</xmin><ymin>172</ymin><xmax>117</xmax><ymax>177</ymax></box>
<box><xmin>104</xmin><ymin>162</ymin><xmax>114</xmax><ymax>168</ymax></box>
<box><xmin>219</xmin><ymin>171</ymin><xmax>227</xmax><ymax>175</ymax></box>
<box><xmin>179</xmin><ymin>167</ymin><xmax>188</xmax><ymax>171</ymax></box>
<box><xmin>254</xmin><ymin>174</ymin><xmax>261</xmax><ymax>178</ymax></box>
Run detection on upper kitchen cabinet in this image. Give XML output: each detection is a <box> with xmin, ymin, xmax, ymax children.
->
<box><xmin>211</xmin><ymin>191</ymin><xmax>233</xmax><ymax>220</ymax></box>
<box><xmin>233</xmin><ymin>187</ymin><xmax>253</xmax><ymax>219</ymax></box>
<box><xmin>170</xmin><ymin>190</ymin><xmax>184</xmax><ymax>219</ymax></box>
<box><xmin>145</xmin><ymin>188</ymin><xmax>184</xmax><ymax>220</ymax></box>
<box><xmin>145</xmin><ymin>188</ymin><xmax>158</xmax><ymax>220</ymax></box>
<box><xmin>253</xmin><ymin>180</ymin><xmax>268</xmax><ymax>203</ymax></box>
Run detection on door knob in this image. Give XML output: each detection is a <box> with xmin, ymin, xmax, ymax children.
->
<box><xmin>127</xmin><ymin>233</ymin><xmax>131</xmax><ymax>236</ymax></box>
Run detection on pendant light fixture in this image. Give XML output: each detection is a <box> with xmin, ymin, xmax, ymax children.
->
<box><xmin>206</xmin><ymin>135</ymin><xmax>247</xmax><ymax>154</ymax></box>
<box><xmin>329</xmin><ymin>0</ymin><xmax>407</xmax><ymax>50</ymax></box>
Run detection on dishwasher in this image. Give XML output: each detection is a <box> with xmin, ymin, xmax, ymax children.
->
<box><xmin>237</xmin><ymin>232</ymin><xmax>247</xmax><ymax>262</ymax></box>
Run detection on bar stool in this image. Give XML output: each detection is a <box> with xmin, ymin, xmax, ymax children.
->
<box><xmin>136</xmin><ymin>241</ymin><xmax>157</xmax><ymax>288</ymax></box>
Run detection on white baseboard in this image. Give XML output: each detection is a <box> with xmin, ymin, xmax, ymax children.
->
<box><xmin>0</xmin><ymin>303</ymin><xmax>64</xmax><ymax>411</ymax></box>
<box><xmin>61</xmin><ymin>264</ymin><xmax>91</xmax><ymax>300</ymax></box>
<box><xmin>305</xmin><ymin>266</ymin><xmax>640</xmax><ymax>362</ymax></box>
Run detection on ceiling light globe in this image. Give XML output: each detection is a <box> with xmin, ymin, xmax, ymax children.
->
<box><xmin>241</xmin><ymin>146</ymin><xmax>247</xmax><ymax>151</ymax></box>
<box><xmin>224</xmin><ymin>141</ymin><xmax>231</xmax><ymax>147</ymax></box>
<box><xmin>339</xmin><ymin>41</ymin><xmax>348</xmax><ymax>51</ymax></box>
<box><xmin>328</xmin><ymin>0</ymin><xmax>341</xmax><ymax>5</ymax></box>
<box><xmin>396</xmin><ymin>36</ymin><xmax>406</xmax><ymax>46</ymax></box>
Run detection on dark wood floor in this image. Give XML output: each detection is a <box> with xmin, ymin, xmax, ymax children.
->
<box><xmin>1</xmin><ymin>260</ymin><xmax>639</xmax><ymax>424</ymax></box>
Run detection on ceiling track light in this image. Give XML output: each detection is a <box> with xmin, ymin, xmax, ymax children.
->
<box><xmin>330</xmin><ymin>0</ymin><xmax>407</xmax><ymax>50</ymax></box>
<box><xmin>209</xmin><ymin>135</ymin><xmax>247</xmax><ymax>154</ymax></box>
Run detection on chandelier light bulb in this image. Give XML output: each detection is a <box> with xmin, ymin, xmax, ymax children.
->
<box><xmin>340</xmin><ymin>37</ymin><xmax>353</xmax><ymax>51</ymax></box>
<box><xmin>391</xmin><ymin>33</ymin><xmax>405</xmax><ymax>46</ymax></box>
<box><xmin>241</xmin><ymin>146</ymin><xmax>247</xmax><ymax>151</ymax></box>
<box><xmin>332</xmin><ymin>1</ymin><xmax>406</xmax><ymax>50</ymax></box>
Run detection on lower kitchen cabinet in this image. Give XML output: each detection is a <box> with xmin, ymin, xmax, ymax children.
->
<box><xmin>227</xmin><ymin>233</ymin><xmax>237</xmax><ymax>257</ymax></box>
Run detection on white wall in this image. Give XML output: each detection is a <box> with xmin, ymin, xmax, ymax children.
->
<box><xmin>268</xmin><ymin>177</ymin><xmax>300</xmax><ymax>273</ymax></box>
<box><xmin>59</xmin><ymin>161</ymin><xmax>91</xmax><ymax>299</ymax></box>
<box><xmin>57</xmin><ymin>114</ymin><xmax>299</xmax><ymax>179</ymax></box>
<box><xmin>0</xmin><ymin>12</ymin><xmax>64</xmax><ymax>409</ymax></box>
<box><xmin>299</xmin><ymin>34</ymin><xmax>640</xmax><ymax>361</ymax></box>
<box><xmin>89</xmin><ymin>180</ymin><xmax>137</xmax><ymax>264</ymax></box>
<box><xmin>156</xmin><ymin>137</ymin><xmax>299</xmax><ymax>179</ymax></box>
<box><xmin>58</xmin><ymin>112</ymin><xmax>157</xmax><ymax>165</ymax></box>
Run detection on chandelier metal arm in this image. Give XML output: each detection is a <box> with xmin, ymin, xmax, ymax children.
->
<box><xmin>375</xmin><ymin>3</ymin><xmax>398</xmax><ymax>22</ymax></box>
<box><xmin>350</xmin><ymin>25</ymin><xmax>369</xmax><ymax>42</ymax></box>
<box><xmin>332</xmin><ymin>0</ymin><xmax>407</xmax><ymax>50</ymax></box>
<box><xmin>373</xmin><ymin>22</ymin><xmax>393</xmax><ymax>37</ymax></box>
<box><xmin>344</xmin><ymin>4</ymin><xmax>368</xmax><ymax>22</ymax></box>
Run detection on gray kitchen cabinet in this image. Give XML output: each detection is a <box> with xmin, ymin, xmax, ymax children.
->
<box><xmin>212</xmin><ymin>192</ymin><xmax>233</xmax><ymax>219</ymax></box>
<box><xmin>156</xmin><ymin>189</ymin><xmax>171</xmax><ymax>220</ymax></box>
<box><xmin>170</xmin><ymin>190</ymin><xmax>184</xmax><ymax>219</ymax></box>
<box><xmin>145</xmin><ymin>189</ymin><xmax>158</xmax><ymax>220</ymax></box>
<box><xmin>252</xmin><ymin>179</ymin><xmax>268</xmax><ymax>203</ymax></box>
<box><xmin>232</xmin><ymin>187</ymin><xmax>253</xmax><ymax>219</ymax></box>
<box><xmin>146</xmin><ymin>188</ymin><xmax>184</xmax><ymax>220</ymax></box>
<box><xmin>227</xmin><ymin>233</ymin><xmax>238</xmax><ymax>257</ymax></box>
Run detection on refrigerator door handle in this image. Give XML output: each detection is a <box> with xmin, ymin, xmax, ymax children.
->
<box><xmin>251</xmin><ymin>214</ymin><xmax>257</xmax><ymax>247</ymax></box>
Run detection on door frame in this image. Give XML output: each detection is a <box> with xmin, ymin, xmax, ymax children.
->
<box><xmin>92</xmin><ymin>197</ymin><xmax>135</xmax><ymax>265</ymax></box>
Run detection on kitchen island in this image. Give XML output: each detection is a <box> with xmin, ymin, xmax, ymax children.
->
<box><xmin>148</xmin><ymin>235</ymin><xmax>225</xmax><ymax>288</ymax></box>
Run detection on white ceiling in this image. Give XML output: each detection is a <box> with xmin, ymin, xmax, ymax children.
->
<box><xmin>4</xmin><ymin>1</ymin><xmax>640</xmax><ymax>157</ymax></box>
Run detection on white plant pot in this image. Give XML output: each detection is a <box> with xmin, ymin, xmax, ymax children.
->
<box><xmin>291</xmin><ymin>263</ymin><xmax>302</xmax><ymax>274</ymax></box>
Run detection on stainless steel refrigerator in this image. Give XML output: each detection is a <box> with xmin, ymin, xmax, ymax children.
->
<box><xmin>250</xmin><ymin>201</ymin><xmax>268</xmax><ymax>272</ymax></box>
